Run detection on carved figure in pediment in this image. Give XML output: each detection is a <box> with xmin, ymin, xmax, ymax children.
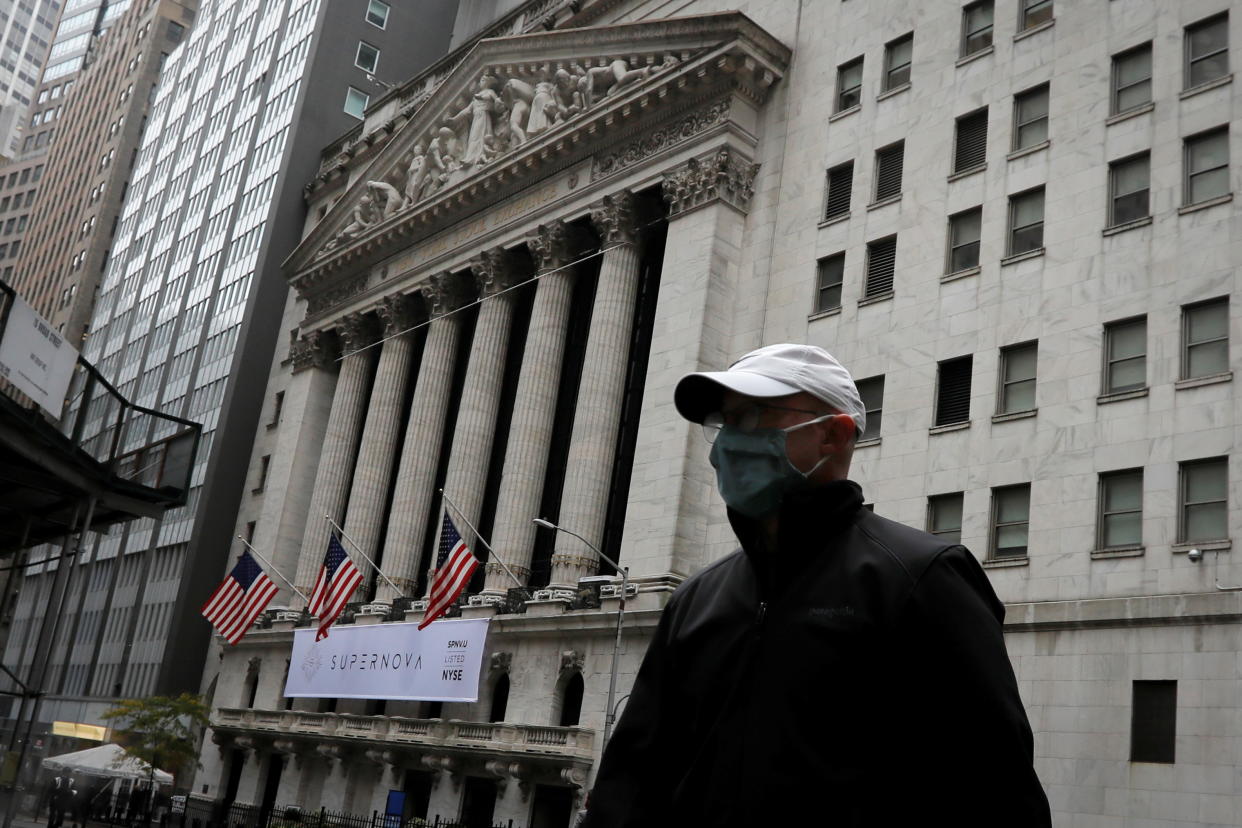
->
<box><xmin>553</xmin><ymin>68</ymin><xmax>585</xmax><ymax>120</ymax></box>
<box><xmin>449</xmin><ymin>73</ymin><xmax>506</xmax><ymax>167</ymax></box>
<box><xmin>366</xmin><ymin>180</ymin><xmax>402</xmax><ymax>221</ymax></box>
<box><xmin>581</xmin><ymin>58</ymin><xmax>649</xmax><ymax>107</ymax></box>
<box><xmin>526</xmin><ymin>76</ymin><xmax>559</xmax><ymax>137</ymax></box>
<box><xmin>423</xmin><ymin>126</ymin><xmax>461</xmax><ymax>196</ymax></box>
<box><xmin>502</xmin><ymin>78</ymin><xmax>533</xmax><ymax>147</ymax></box>
<box><xmin>402</xmin><ymin>142</ymin><xmax>427</xmax><ymax>206</ymax></box>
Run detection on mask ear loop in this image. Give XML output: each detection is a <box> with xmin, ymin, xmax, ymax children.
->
<box><xmin>782</xmin><ymin>413</ymin><xmax>836</xmax><ymax>477</ymax></box>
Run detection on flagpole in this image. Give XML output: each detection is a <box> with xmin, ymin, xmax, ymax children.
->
<box><xmin>324</xmin><ymin>514</ymin><xmax>406</xmax><ymax>599</ymax></box>
<box><xmin>235</xmin><ymin>536</ymin><xmax>310</xmax><ymax>605</ymax></box>
<box><xmin>438</xmin><ymin>489</ymin><xmax>527</xmax><ymax>593</ymax></box>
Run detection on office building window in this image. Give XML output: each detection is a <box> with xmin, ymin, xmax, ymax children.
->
<box><xmin>1103</xmin><ymin>317</ymin><xmax>1146</xmax><ymax>394</ymax></box>
<box><xmin>1109</xmin><ymin>153</ymin><xmax>1150</xmax><ymax>226</ymax></box>
<box><xmin>873</xmin><ymin>141</ymin><xmax>904</xmax><ymax>201</ymax></box>
<box><xmin>927</xmin><ymin>493</ymin><xmax>964</xmax><ymax>544</ymax></box>
<box><xmin>948</xmin><ymin>207</ymin><xmax>982</xmax><ymax>273</ymax></box>
<box><xmin>824</xmin><ymin>161</ymin><xmax>853</xmax><ymax>220</ymax></box>
<box><xmin>344</xmin><ymin>86</ymin><xmax>369</xmax><ymax>119</ymax></box>
<box><xmin>953</xmin><ymin>107</ymin><xmax>988</xmax><ymax>173</ymax></box>
<box><xmin>1179</xmin><ymin>457</ymin><xmax>1228</xmax><ymax>543</ymax></box>
<box><xmin>1013</xmin><ymin>84</ymin><xmax>1049</xmax><ymax>150</ymax></box>
<box><xmin>1020</xmin><ymin>0</ymin><xmax>1053</xmax><ymax>31</ymax></box>
<box><xmin>1181</xmin><ymin>298</ymin><xmax>1229</xmax><ymax>380</ymax></box>
<box><xmin>998</xmin><ymin>341</ymin><xmax>1037</xmax><ymax>414</ymax></box>
<box><xmin>856</xmin><ymin>376</ymin><xmax>884</xmax><ymax>441</ymax></box>
<box><xmin>366</xmin><ymin>0</ymin><xmax>390</xmax><ymax>29</ymax></box>
<box><xmin>837</xmin><ymin>57</ymin><xmax>863</xmax><ymax>112</ymax></box>
<box><xmin>356</xmin><ymin>41</ymin><xmax>379</xmax><ymax>73</ymax></box>
<box><xmin>1185</xmin><ymin>13</ymin><xmax>1228</xmax><ymax>89</ymax></box>
<box><xmin>884</xmin><ymin>33</ymin><xmax>913</xmax><ymax>91</ymax></box>
<box><xmin>1131</xmin><ymin>681</ymin><xmax>1176</xmax><ymax>764</ymax></box>
<box><xmin>864</xmin><ymin>236</ymin><xmax>897</xmax><ymax>298</ymax></box>
<box><xmin>961</xmin><ymin>1</ymin><xmax>994</xmax><ymax>57</ymax></box>
<box><xmin>1098</xmin><ymin>469</ymin><xmax>1143</xmax><ymax>550</ymax></box>
<box><xmin>1007</xmin><ymin>187</ymin><xmax>1045</xmax><ymax>255</ymax></box>
<box><xmin>1111</xmin><ymin>43</ymin><xmax>1152</xmax><ymax>115</ymax></box>
<box><xmin>1184</xmin><ymin>128</ymin><xmax>1230</xmax><ymax>206</ymax></box>
<box><xmin>935</xmin><ymin>355</ymin><xmax>973</xmax><ymax>426</ymax></box>
<box><xmin>815</xmin><ymin>254</ymin><xmax>844</xmax><ymax>313</ymax></box>
<box><xmin>990</xmin><ymin>484</ymin><xmax>1030</xmax><ymax>558</ymax></box>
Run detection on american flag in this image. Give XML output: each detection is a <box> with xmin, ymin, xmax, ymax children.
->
<box><xmin>418</xmin><ymin>512</ymin><xmax>479</xmax><ymax>630</ymax></box>
<box><xmin>309</xmin><ymin>534</ymin><xmax>364</xmax><ymax>641</ymax></box>
<box><xmin>200</xmin><ymin>550</ymin><xmax>279</xmax><ymax>645</ymax></box>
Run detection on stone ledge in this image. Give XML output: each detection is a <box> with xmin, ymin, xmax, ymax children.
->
<box><xmin>876</xmin><ymin>82</ymin><xmax>910</xmax><ymax>102</ymax></box>
<box><xmin>947</xmin><ymin>164</ymin><xmax>985</xmax><ymax>183</ymax></box>
<box><xmin>1000</xmin><ymin>247</ymin><xmax>1045</xmax><ymax>267</ymax></box>
<box><xmin>858</xmin><ymin>290</ymin><xmax>894</xmax><ymax>307</ymax></box>
<box><xmin>1102</xmin><ymin>216</ymin><xmax>1152</xmax><ymax>236</ymax></box>
<box><xmin>1171</xmin><ymin>539</ymin><xmax>1231</xmax><ymax>555</ymax></box>
<box><xmin>929</xmin><ymin>421</ymin><xmax>970</xmax><ymax>434</ymax></box>
<box><xmin>991</xmin><ymin>408</ymin><xmax>1036</xmax><ymax>424</ymax></box>
<box><xmin>1179</xmin><ymin>193</ymin><xmax>1233</xmax><ymax>215</ymax></box>
<box><xmin>983</xmin><ymin>556</ymin><xmax>1029</xmax><ymax>569</ymax></box>
<box><xmin>1007</xmin><ymin>139</ymin><xmax>1050</xmax><ymax>162</ymax></box>
<box><xmin>941</xmin><ymin>265</ymin><xmax>981</xmax><ymax>283</ymax></box>
<box><xmin>1105</xmin><ymin>101</ymin><xmax>1154</xmax><ymax>126</ymax></box>
<box><xmin>829</xmin><ymin>104</ymin><xmax>860</xmax><ymax>122</ymax></box>
<box><xmin>1179</xmin><ymin>73</ymin><xmax>1233</xmax><ymax>100</ymax></box>
<box><xmin>1097</xmin><ymin>387</ymin><xmax>1148</xmax><ymax>404</ymax></box>
<box><xmin>1013</xmin><ymin>19</ymin><xmax>1055</xmax><ymax>42</ymax></box>
<box><xmin>1004</xmin><ymin>590</ymin><xmax>1242</xmax><ymax>632</ymax></box>
<box><xmin>955</xmin><ymin>45</ymin><xmax>994</xmax><ymax>67</ymax></box>
<box><xmin>817</xmin><ymin>212</ymin><xmax>850</xmax><ymax>228</ymax></box>
<box><xmin>808</xmin><ymin>307</ymin><xmax>842</xmax><ymax>322</ymax></box>
<box><xmin>1174</xmin><ymin>371</ymin><xmax>1232</xmax><ymax>390</ymax></box>
<box><xmin>866</xmin><ymin>193</ymin><xmax>902</xmax><ymax>211</ymax></box>
<box><xmin>1091</xmin><ymin>546</ymin><xmax>1145</xmax><ymax>560</ymax></box>
<box><xmin>855</xmin><ymin>437</ymin><xmax>880</xmax><ymax>449</ymax></box>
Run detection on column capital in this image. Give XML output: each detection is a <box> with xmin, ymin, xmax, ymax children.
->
<box><xmin>590</xmin><ymin>191</ymin><xmax>639</xmax><ymax>244</ymax></box>
<box><xmin>337</xmin><ymin>312</ymin><xmax>379</xmax><ymax>353</ymax></box>
<box><xmin>376</xmin><ymin>293</ymin><xmax>419</xmax><ymax>337</ymax></box>
<box><xmin>290</xmin><ymin>329</ymin><xmax>336</xmax><ymax>373</ymax></box>
<box><xmin>662</xmin><ymin>147</ymin><xmax>760</xmax><ymax>217</ymax></box>
<box><xmin>423</xmin><ymin>271</ymin><xmax>471</xmax><ymax>316</ymax></box>
<box><xmin>470</xmin><ymin>248</ymin><xmax>519</xmax><ymax>297</ymax></box>
<box><xmin>525</xmin><ymin>220</ymin><xmax>572</xmax><ymax>273</ymax></box>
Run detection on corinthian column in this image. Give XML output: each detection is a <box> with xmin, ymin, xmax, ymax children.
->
<box><xmin>294</xmin><ymin>313</ymin><xmax>378</xmax><ymax>600</ymax></box>
<box><xmin>340</xmin><ymin>294</ymin><xmax>420</xmax><ymax>599</ymax></box>
<box><xmin>428</xmin><ymin>249</ymin><xmax>518</xmax><ymax>593</ymax></box>
<box><xmin>484</xmin><ymin>222</ymin><xmax>575</xmax><ymax>596</ymax></box>
<box><xmin>549</xmin><ymin>192</ymin><xmax>642</xmax><ymax>588</ymax></box>
<box><xmin>375</xmin><ymin>274</ymin><xmax>467</xmax><ymax>602</ymax></box>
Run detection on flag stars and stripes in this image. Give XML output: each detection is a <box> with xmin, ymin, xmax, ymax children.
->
<box><xmin>309</xmin><ymin>534</ymin><xmax>364</xmax><ymax>641</ymax></box>
<box><xmin>418</xmin><ymin>512</ymin><xmax>480</xmax><ymax>630</ymax></box>
<box><xmin>200</xmin><ymin>550</ymin><xmax>279</xmax><ymax>645</ymax></box>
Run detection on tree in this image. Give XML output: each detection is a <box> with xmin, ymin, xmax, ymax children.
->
<box><xmin>101</xmin><ymin>693</ymin><xmax>210</xmax><ymax>791</ymax></box>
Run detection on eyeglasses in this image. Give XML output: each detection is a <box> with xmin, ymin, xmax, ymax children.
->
<box><xmin>701</xmin><ymin>403</ymin><xmax>829</xmax><ymax>443</ymax></box>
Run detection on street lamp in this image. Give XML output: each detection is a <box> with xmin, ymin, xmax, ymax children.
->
<box><xmin>532</xmin><ymin>518</ymin><xmax>630</xmax><ymax>751</ymax></box>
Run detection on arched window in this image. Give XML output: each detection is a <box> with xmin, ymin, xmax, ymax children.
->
<box><xmin>488</xmin><ymin>674</ymin><xmax>510</xmax><ymax>723</ymax></box>
<box><xmin>558</xmin><ymin>673</ymin><xmax>583</xmax><ymax>727</ymax></box>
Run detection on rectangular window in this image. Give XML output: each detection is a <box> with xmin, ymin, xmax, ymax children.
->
<box><xmin>824</xmin><ymin>161</ymin><xmax>853</xmax><ymax>220</ymax></box>
<box><xmin>366</xmin><ymin>0</ymin><xmax>390</xmax><ymax>29</ymax></box>
<box><xmin>1111</xmin><ymin>43</ymin><xmax>1152</xmax><ymax>115</ymax></box>
<box><xmin>1007</xmin><ymin>187</ymin><xmax>1045</xmax><ymax>255</ymax></box>
<box><xmin>815</xmin><ymin>254</ymin><xmax>844</xmax><ymax>313</ymax></box>
<box><xmin>953</xmin><ymin>107</ymin><xmax>988</xmax><ymax>173</ymax></box>
<box><xmin>883</xmin><ymin>33</ymin><xmax>912</xmax><ymax>91</ymax></box>
<box><xmin>948</xmin><ymin>207</ymin><xmax>982</xmax><ymax>273</ymax></box>
<box><xmin>1179</xmin><ymin>457</ymin><xmax>1228</xmax><ymax>543</ymax></box>
<box><xmin>1013</xmin><ymin>84</ymin><xmax>1049</xmax><ymax>150</ymax></box>
<box><xmin>1103</xmin><ymin>316</ymin><xmax>1147</xmax><ymax>394</ymax></box>
<box><xmin>998</xmin><ymin>341</ymin><xmax>1037</xmax><ymax>414</ymax></box>
<box><xmin>873</xmin><ymin>141</ymin><xmax>904</xmax><ymax>202</ymax></box>
<box><xmin>1109</xmin><ymin>153</ymin><xmax>1150</xmax><ymax>226</ymax></box>
<box><xmin>1181</xmin><ymin>298</ymin><xmax>1229</xmax><ymax>380</ymax></box>
<box><xmin>990</xmin><ymin>484</ymin><xmax>1030</xmax><ymax>559</ymax></box>
<box><xmin>254</xmin><ymin>455</ymin><xmax>270</xmax><ymax>493</ymax></box>
<box><xmin>961</xmin><ymin>0</ymin><xmax>994</xmax><ymax>57</ymax></box>
<box><xmin>1131</xmin><ymin>681</ymin><xmax>1176</xmax><ymax>764</ymax></box>
<box><xmin>927</xmin><ymin>493</ymin><xmax>964</xmax><ymax>544</ymax></box>
<box><xmin>1020</xmin><ymin>0</ymin><xmax>1053</xmax><ymax>30</ymax></box>
<box><xmin>344</xmin><ymin>86</ymin><xmax>369</xmax><ymax>120</ymax></box>
<box><xmin>935</xmin><ymin>355</ymin><xmax>973</xmax><ymax>426</ymax></box>
<box><xmin>1098</xmin><ymin>469</ymin><xmax>1143</xmax><ymax>550</ymax></box>
<box><xmin>1184</xmin><ymin>128</ymin><xmax>1230</xmax><ymax>206</ymax></box>
<box><xmin>268</xmin><ymin>390</ymin><xmax>284</xmax><ymax>428</ymax></box>
<box><xmin>355</xmin><ymin>41</ymin><xmax>379</xmax><ymax>74</ymax></box>
<box><xmin>856</xmin><ymin>376</ymin><xmax>884</xmax><ymax>440</ymax></box>
<box><xmin>836</xmin><ymin>57</ymin><xmax>863</xmax><ymax>112</ymax></box>
<box><xmin>864</xmin><ymin>236</ymin><xmax>897</xmax><ymax>298</ymax></box>
<box><xmin>1185</xmin><ymin>13</ymin><xmax>1228</xmax><ymax>89</ymax></box>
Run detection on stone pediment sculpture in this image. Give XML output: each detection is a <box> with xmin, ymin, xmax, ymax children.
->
<box><xmin>285</xmin><ymin>11</ymin><xmax>790</xmax><ymax>295</ymax></box>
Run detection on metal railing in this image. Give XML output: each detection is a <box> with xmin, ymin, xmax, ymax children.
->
<box><xmin>179</xmin><ymin>798</ymin><xmax>514</xmax><ymax>828</ymax></box>
<box><xmin>0</xmin><ymin>280</ymin><xmax>200</xmax><ymax>503</ymax></box>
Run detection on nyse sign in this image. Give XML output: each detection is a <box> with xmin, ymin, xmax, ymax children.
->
<box><xmin>285</xmin><ymin>618</ymin><xmax>490</xmax><ymax>701</ymax></box>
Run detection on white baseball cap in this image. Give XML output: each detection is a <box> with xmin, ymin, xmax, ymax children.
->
<box><xmin>674</xmin><ymin>343</ymin><xmax>866</xmax><ymax>436</ymax></box>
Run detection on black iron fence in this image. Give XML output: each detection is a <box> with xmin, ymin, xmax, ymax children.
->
<box><xmin>178</xmin><ymin>799</ymin><xmax>513</xmax><ymax>828</ymax></box>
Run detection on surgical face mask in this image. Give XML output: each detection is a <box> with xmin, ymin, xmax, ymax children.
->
<box><xmin>707</xmin><ymin>415</ymin><xmax>832</xmax><ymax>519</ymax></box>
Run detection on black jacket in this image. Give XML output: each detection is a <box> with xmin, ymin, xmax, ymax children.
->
<box><xmin>584</xmin><ymin>480</ymin><xmax>1051</xmax><ymax>827</ymax></box>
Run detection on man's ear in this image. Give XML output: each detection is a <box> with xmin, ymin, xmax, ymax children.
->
<box><xmin>824</xmin><ymin>413</ymin><xmax>855</xmax><ymax>448</ymax></box>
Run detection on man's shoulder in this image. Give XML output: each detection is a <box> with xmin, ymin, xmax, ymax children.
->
<box><xmin>852</xmin><ymin>509</ymin><xmax>965</xmax><ymax>584</ymax></box>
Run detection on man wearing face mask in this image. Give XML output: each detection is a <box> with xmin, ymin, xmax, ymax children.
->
<box><xmin>582</xmin><ymin>344</ymin><xmax>1051</xmax><ymax>827</ymax></box>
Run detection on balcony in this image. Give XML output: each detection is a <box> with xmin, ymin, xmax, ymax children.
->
<box><xmin>212</xmin><ymin>708</ymin><xmax>596</xmax><ymax>767</ymax></box>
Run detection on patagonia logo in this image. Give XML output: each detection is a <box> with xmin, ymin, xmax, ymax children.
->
<box><xmin>809</xmin><ymin>605</ymin><xmax>855</xmax><ymax>620</ymax></box>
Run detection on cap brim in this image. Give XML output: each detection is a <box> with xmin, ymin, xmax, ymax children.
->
<box><xmin>673</xmin><ymin>371</ymin><xmax>801</xmax><ymax>423</ymax></box>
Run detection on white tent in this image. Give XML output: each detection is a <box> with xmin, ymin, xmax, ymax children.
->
<box><xmin>41</xmin><ymin>744</ymin><xmax>173</xmax><ymax>784</ymax></box>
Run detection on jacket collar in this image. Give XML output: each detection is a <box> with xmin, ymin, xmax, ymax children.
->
<box><xmin>729</xmin><ymin>479</ymin><xmax>865</xmax><ymax>594</ymax></box>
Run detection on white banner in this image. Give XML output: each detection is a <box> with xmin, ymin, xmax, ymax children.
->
<box><xmin>285</xmin><ymin>618</ymin><xmax>490</xmax><ymax>701</ymax></box>
<box><xmin>0</xmin><ymin>295</ymin><xmax>78</xmax><ymax>418</ymax></box>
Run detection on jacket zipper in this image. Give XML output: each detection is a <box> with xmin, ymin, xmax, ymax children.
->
<box><xmin>754</xmin><ymin>600</ymin><xmax>768</xmax><ymax>634</ymax></box>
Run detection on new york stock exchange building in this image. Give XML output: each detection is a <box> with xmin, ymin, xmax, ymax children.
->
<box><xmin>199</xmin><ymin>0</ymin><xmax>1242</xmax><ymax>826</ymax></box>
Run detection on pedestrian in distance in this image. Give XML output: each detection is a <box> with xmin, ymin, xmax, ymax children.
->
<box><xmin>583</xmin><ymin>343</ymin><xmax>1052</xmax><ymax>827</ymax></box>
<box><xmin>46</xmin><ymin>775</ymin><xmax>74</xmax><ymax>828</ymax></box>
